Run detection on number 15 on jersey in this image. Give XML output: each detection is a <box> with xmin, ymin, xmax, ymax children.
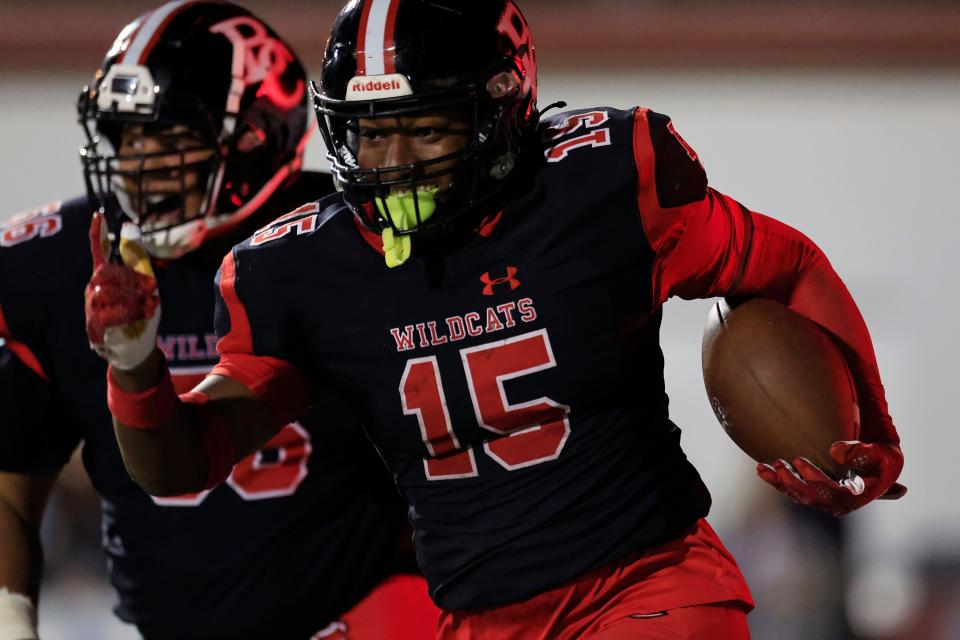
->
<box><xmin>400</xmin><ymin>329</ymin><xmax>571</xmax><ymax>481</ymax></box>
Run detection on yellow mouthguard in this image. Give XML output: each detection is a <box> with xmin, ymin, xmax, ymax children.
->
<box><xmin>376</xmin><ymin>188</ymin><xmax>438</xmax><ymax>268</ymax></box>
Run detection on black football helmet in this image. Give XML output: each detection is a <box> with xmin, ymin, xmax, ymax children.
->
<box><xmin>313</xmin><ymin>0</ymin><xmax>539</xmax><ymax>240</ymax></box>
<box><xmin>78</xmin><ymin>0</ymin><xmax>309</xmax><ymax>259</ymax></box>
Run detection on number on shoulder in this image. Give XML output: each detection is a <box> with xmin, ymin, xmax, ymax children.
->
<box><xmin>251</xmin><ymin>202</ymin><xmax>324</xmax><ymax>247</ymax></box>
<box><xmin>1</xmin><ymin>201</ymin><xmax>64</xmax><ymax>247</ymax></box>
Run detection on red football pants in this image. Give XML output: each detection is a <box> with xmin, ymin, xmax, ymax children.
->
<box><xmin>312</xmin><ymin>574</ymin><xmax>441</xmax><ymax>639</ymax></box>
<box><xmin>438</xmin><ymin>519</ymin><xmax>753</xmax><ymax>640</ymax></box>
<box><xmin>570</xmin><ymin>602</ymin><xmax>750</xmax><ymax>639</ymax></box>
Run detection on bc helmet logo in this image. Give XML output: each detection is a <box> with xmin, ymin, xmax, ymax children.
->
<box><xmin>210</xmin><ymin>16</ymin><xmax>304</xmax><ymax>115</ymax></box>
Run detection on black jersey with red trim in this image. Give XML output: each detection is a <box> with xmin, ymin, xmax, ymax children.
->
<box><xmin>0</xmin><ymin>172</ymin><xmax>409</xmax><ymax>639</ymax></box>
<box><xmin>213</xmin><ymin>107</ymin><xmax>765</xmax><ymax>611</ymax></box>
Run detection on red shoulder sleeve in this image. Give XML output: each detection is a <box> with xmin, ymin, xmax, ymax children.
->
<box><xmin>212</xmin><ymin>249</ymin><xmax>313</xmax><ymax>426</ymax></box>
<box><xmin>633</xmin><ymin>108</ymin><xmax>756</xmax><ymax>307</ymax></box>
<box><xmin>633</xmin><ymin>108</ymin><xmax>897</xmax><ymax>445</ymax></box>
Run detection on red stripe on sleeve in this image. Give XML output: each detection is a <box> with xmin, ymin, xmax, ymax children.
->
<box><xmin>214</xmin><ymin>251</ymin><xmax>314</xmax><ymax>425</ymax></box>
<box><xmin>0</xmin><ymin>303</ymin><xmax>48</xmax><ymax>383</ymax></box>
<box><xmin>632</xmin><ymin>107</ymin><xmax>691</xmax><ymax>258</ymax></box>
<box><xmin>212</xmin><ymin>353</ymin><xmax>314</xmax><ymax>427</ymax></box>
<box><xmin>216</xmin><ymin>250</ymin><xmax>255</xmax><ymax>356</ymax></box>
<box><xmin>356</xmin><ymin>0</ymin><xmax>375</xmax><ymax>76</ymax></box>
<box><xmin>383</xmin><ymin>0</ymin><xmax>401</xmax><ymax>74</ymax></box>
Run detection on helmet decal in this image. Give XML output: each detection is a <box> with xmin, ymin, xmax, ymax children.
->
<box><xmin>210</xmin><ymin>15</ymin><xmax>305</xmax><ymax>118</ymax></box>
<box><xmin>356</xmin><ymin>0</ymin><xmax>402</xmax><ymax>76</ymax></box>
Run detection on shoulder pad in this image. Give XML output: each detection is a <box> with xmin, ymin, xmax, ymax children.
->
<box><xmin>638</xmin><ymin>110</ymin><xmax>707</xmax><ymax>209</ymax></box>
<box><xmin>541</xmin><ymin>106</ymin><xmax>633</xmax><ymax>135</ymax></box>
<box><xmin>1</xmin><ymin>200</ymin><xmax>64</xmax><ymax>248</ymax></box>
<box><xmin>539</xmin><ymin>106</ymin><xmax>638</xmax><ymax>168</ymax></box>
<box><xmin>243</xmin><ymin>193</ymin><xmax>347</xmax><ymax>251</ymax></box>
<box><xmin>1</xmin><ymin>195</ymin><xmax>92</xmax><ymax>249</ymax></box>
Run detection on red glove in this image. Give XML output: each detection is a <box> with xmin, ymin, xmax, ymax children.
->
<box><xmin>757</xmin><ymin>440</ymin><xmax>907</xmax><ymax>517</ymax></box>
<box><xmin>85</xmin><ymin>213</ymin><xmax>161</xmax><ymax>370</ymax></box>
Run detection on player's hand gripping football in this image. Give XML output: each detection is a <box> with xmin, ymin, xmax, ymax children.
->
<box><xmin>85</xmin><ymin>213</ymin><xmax>160</xmax><ymax>371</ymax></box>
<box><xmin>757</xmin><ymin>440</ymin><xmax>907</xmax><ymax>517</ymax></box>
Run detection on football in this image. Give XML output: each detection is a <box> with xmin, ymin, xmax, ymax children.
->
<box><xmin>701</xmin><ymin>298</ymin><xmax>860</xmax><ymax>478</ymax></box>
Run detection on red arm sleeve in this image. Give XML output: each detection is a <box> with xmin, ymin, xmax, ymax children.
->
<box><xmin>634</xmin><ymin>108</ymin><xmax>897</xmax><ymax>446</ymax></box>
<box><xmin>212</xmin><ymin>249</ymin><xmax>314</xmax><ymax>427</ymax></box>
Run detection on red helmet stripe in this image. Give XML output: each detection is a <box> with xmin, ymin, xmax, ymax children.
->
<box><xmin>355</xmin><ymin>0</ymin><xmax>376</xmax><ymax>76</ymax></box>
<box><xmin>114</xmin><ymin>13</ymin><xmax>151</xmax><ymax>64</ymax></box>
<box><xmin>356</xmin><ymin>0</ymin><xmax>401</xmax><ymax>76</ymax></box>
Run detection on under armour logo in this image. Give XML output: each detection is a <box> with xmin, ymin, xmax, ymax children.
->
<box><xmin>480</xmin><ymin>267</ymin><xmax>520</xmax><ymax>296</ymax></box>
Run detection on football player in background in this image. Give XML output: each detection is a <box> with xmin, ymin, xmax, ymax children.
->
<box><xmin>0</xmin><ymin>2</ymin><xmax>438</xmax><ymax>639</ymax></box>
<box><xmin>89</xmin><ymin>1</ymin><xmax>906</xmax><ymax>638</ymax></box>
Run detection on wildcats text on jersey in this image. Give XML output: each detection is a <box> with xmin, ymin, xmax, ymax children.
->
<box><xmin>156</xmin><ymin>332</ymin><xmax>219</xmax><ymax>362</ymax></box>
<box><xmin>389</xmin><ymin>297</ymin><xmax>538</xmax><ymax>353</ymax></box>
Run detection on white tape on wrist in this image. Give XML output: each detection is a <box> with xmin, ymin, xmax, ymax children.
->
<box><xmin>100</xmin><ymin>310</ymin><xmax>162</xmax><ymax>371</ymax></box>
<box><xmin>0</xmin><ymin>588</ymin><xmax>38</xmax><ymax>640</ymax></box>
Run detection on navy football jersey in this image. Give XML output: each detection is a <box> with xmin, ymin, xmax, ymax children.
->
<box><xmin>212</xmin><ymin>108</ymin><xmax>754</xmax><ymax>611</ymax></box>
<box><xmin>0</xmin><ymin>172</ymin><xmax>409</xmax><ymax>639</ymax></box>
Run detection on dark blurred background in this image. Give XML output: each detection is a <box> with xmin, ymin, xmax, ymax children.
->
<box><xmin>2</xmin><ymin>1</ymin><xmax>960</xmax><ymax>71</ymax></box>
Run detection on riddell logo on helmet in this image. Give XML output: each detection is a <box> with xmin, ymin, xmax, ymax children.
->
<box><xmin>346</xmin><ymin>74</ymin><xmax>413</xmax><ymax>101</ymax></box>
<box><xmin>353</xmin><ymin>79</ymin><xmax>401</xmax><ymax>92</ymax></box>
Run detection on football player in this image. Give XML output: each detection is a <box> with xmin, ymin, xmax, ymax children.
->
<box><xmin>88</xmin><ymin>1</ymin><xmax>906</xmax><ymax>638</ymax></box>
<box><xmin>0</xmin><ymin>2</ymin><xmax>438</xmax><ymax>639</ymax></box>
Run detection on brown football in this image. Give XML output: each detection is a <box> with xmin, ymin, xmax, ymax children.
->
<box><xmin>701</xmin><ymin>298</ymin><xmax>860</xmax><ymax>478</ymax></box>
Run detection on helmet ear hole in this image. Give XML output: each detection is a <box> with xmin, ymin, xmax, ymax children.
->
<box><xmin>486</xmin><ymin>72</ymin><xmax>520</xmax><ymax>100</ymax></box>
<box><xmin>489</xmin><ymin>153</ymin><xmax>515</xmax><ymax>180</ymax></box>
